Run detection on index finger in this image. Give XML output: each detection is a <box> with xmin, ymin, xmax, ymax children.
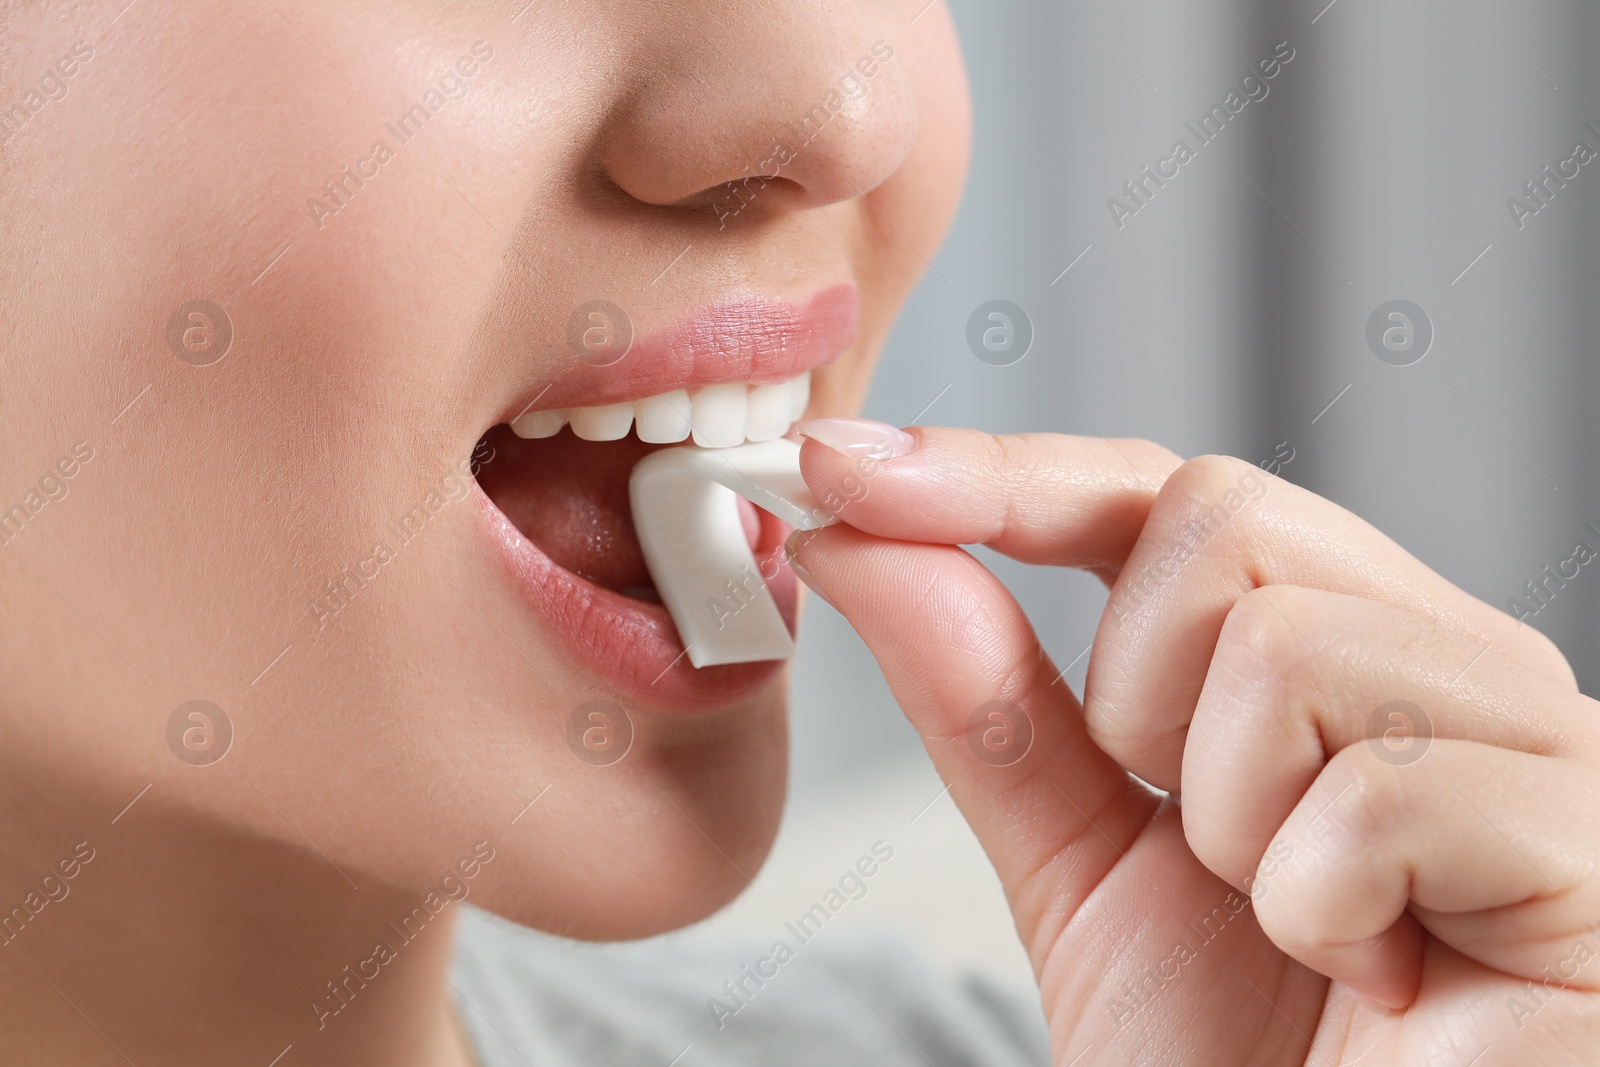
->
<box><xmin>796</xmin><ymin>422</ymin><xmax>1182</xmax><ymax>580</ymax></box>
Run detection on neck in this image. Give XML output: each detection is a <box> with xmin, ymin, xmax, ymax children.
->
<box><xmin>0</xmin><ymin>782</ymin><xmax>469</xmax><ymax>1067</ymax></box>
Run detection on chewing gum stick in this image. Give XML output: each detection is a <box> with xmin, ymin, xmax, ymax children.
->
<box><xmin>629</xmin><ymin>439</ymin><xmax>836</xmax><ymax>668</ymax></box>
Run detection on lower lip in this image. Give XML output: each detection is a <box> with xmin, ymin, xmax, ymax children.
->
<box><xmin>472</xmin><ymin>484</ymin><xmax>798</xmax><ymax>712</ymax></box>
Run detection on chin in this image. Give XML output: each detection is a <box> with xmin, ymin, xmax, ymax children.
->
<box><xmin>462</xmin><ymin>681</ymin><xmax>791</xmax><ymax>942</ymax></box>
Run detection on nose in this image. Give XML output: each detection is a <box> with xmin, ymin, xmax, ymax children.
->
<box><xmin>598</xmin><ymin>5</ymin><xmax>918</xmax><ymax>218</ymax></box>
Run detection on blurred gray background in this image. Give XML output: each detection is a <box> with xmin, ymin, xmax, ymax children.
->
<box><xmin>546</xmin><ymin>0</ymin><xmax>1600</xmax><ymax>1037</ymax></box>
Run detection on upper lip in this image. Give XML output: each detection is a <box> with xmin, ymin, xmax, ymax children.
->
<box><xmin>497</xmin><ymin>283</ymin><xmax>859</xmax><ymax>422</ymax></box>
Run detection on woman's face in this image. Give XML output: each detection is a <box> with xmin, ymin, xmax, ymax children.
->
<box><xmin>0</xmin><ymin>0</ymin><xmax>967</xmax><ymax>936</ymax></box>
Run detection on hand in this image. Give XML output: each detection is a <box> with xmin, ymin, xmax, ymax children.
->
<box><xmin>787</xmin><ymin>421</ymin><xmax>1600</xmax><ymax>1066</ymax></box>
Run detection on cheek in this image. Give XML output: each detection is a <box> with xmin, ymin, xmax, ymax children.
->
<box><xmin>876</xmin><ymin>1</ymin><xmax>973</xmax><ymax>252</ymax></box>
<box><xmin>808</xmin><ymin>2</ymin><xmax>970</xmax><ymax>420</ymax></box>
<box><xmin>0</xmin><ymin>5</ymin><xmax>541</xmax><ymax>888</ymax></box>
<box><xmin>810</xmin><ymin>334</ymin><xmax>883</xmax><ymax>417</ymax></box>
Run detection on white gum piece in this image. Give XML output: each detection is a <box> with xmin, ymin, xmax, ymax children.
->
<box><xmin>629</xmin><ymin>439</ymin><xmax>837</xmax><ymax>668</ymax></box>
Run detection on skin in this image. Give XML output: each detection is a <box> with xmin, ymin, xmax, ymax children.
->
<box><xmin>0</xmin><ymin>1</ymin><xmax>968</xmax><ymax>1064</ymax></box>
<box><xmin>6</xmin><ymin>1</ymin><xmax>1595</xmax><ymax>1065</ymax></box>
<box><xmin>791</xmin><ymin>430</ymin><xmax>1600</xmax><ymax>1064</ymax></box>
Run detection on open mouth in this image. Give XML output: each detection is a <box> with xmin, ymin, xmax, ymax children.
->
<box><xmin>466</xmin><ymin>285</ymin><xmax>855</xmax><ymax>711</ymax></box>
<box><xmin>475</xmin><ymin>372</ymin><xmax>810</xmax><ymax>608</ymax></box>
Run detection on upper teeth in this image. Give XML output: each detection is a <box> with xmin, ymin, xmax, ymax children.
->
<box><xmin>510</xmin><ymin>371</ymin><xmax>811</xmax><ymax>447</ymax></box>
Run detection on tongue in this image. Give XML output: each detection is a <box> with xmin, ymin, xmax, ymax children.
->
<box><xmin>475</xmin><ymin>424</ymin><xmax>760</xmax><ymax>596</ymax></box>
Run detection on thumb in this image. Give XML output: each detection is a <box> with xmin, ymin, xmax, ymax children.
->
<box><xmin>786</xmin><ymin>522</ymin><xmax>1155</xmax><ymax>967</ymax></box>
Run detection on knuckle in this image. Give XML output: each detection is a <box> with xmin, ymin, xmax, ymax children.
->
<box><xmin>990</xmin><ymin>433</ymin><xmax>1045</xmax><ymax>497</ymax></box>
<box><xmin>972</xmin><ymin>431</ymin><xmax>1065</xmax><ymax>543</ymax></box>
<box><xmin>1213</xmin><ymin>587</ymin><xmax>1321</xmax><ymax>697</ymax></box>
<box><xmin>992</xmin><ymin>639</ymin><xmax>1052</xmax><ymax>705</ymax></box>
<box><xmin>1081</xmin><ymin>668</ymin><xmax>1138</xmax><ymax>751</ymax></box>
<box><xmin>968</xmin><ymin>431</ymin><xmax>1024</xmax><ymax>537</ymax></box>
<box><xmin>968</xmin><ymin>428</ymin><xmax>1014</xmax><ymax>477</ymax></box>
<box><xmin>1218</xmin><ymin>587</ymin><xmax>1298</xmax><ymax>670</ymax></box>
<box><xmin>1520</xmin><ymin>625</ymin><xmax>1580</xmax><ymax>691</ymax></box>
<box><xmin>1149</xmin><ymin>454</ymin><xmax>1273</xmax><ymax>558</ymax></box>
<box><xmin>992</xmin><ymin>430</ymin><xmax>1039</xmax><ymax>472</ymax></box>
<box><xmin>1164</xmin><ymin>453</ymin><xmax>1259</xmax><ymax>500</ymax></box>
<box><xmin>1249</xmin><ymin>878</ymin><xmax>1308</xmax><ymax>951</ymax></box>
<box><xmin>1179</xmin><ymin>794</ymin><xmax>1250</xmax><ymax>890</ymax></box>
<box><xmin>1302</xmin><ymin>746</ymin><xmax>1406</xmax><ymax>862</ymax></box>
<box><xmin>1254</xmin><ymin>747</ymin><xmax>1407</xmax><ymax>952</ymax></box>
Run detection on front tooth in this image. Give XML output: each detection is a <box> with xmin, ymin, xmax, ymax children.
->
<box><xmin>568</xmin><ymin>401</ymin><xmax>634</xmax><ymax>441</ymax></box>
<box><xmin>691</xmin><ymin>383</ymin><xmax>749</xmax><ymax>448</ymax></box>
<box><xmin>745</xmin><ymin>380</ymin><xmax>792</xmax><ymax>442</ymax></box>
<box><xmin>511</xmin><ymin>409</ymin><xmax>567</xmax><ymax>439</ymax></box>
<box><xmin>635</xmin><ymin>390</ymin><xmax>692</xmax><ymax>443</ymax></box>
<box><xmin>787</xmin><ymin>371</ymin><xmax>812</xmax><ymax>422</ymax></box>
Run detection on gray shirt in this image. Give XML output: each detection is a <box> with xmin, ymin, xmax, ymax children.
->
<box><xmin>450</xmin><ymin>905</ymin><xmax>1050</xmax><ymax>1066</ymax></box>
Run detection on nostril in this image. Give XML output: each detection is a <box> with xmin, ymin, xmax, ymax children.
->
<box><xmin>693</xmin><ymin>174</ymin><xmax>808</xmax><ymax>228</ymax></box>
<box><xmin>597</xmin><ymin>31</ymin><xmax>919</xmax><ymax>214</ymax></box>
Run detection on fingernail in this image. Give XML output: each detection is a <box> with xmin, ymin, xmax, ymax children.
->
<box><xmin>796</xmin><ymin>418</ymin><xmax>915</xmax><ymax>460</ymax></box>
